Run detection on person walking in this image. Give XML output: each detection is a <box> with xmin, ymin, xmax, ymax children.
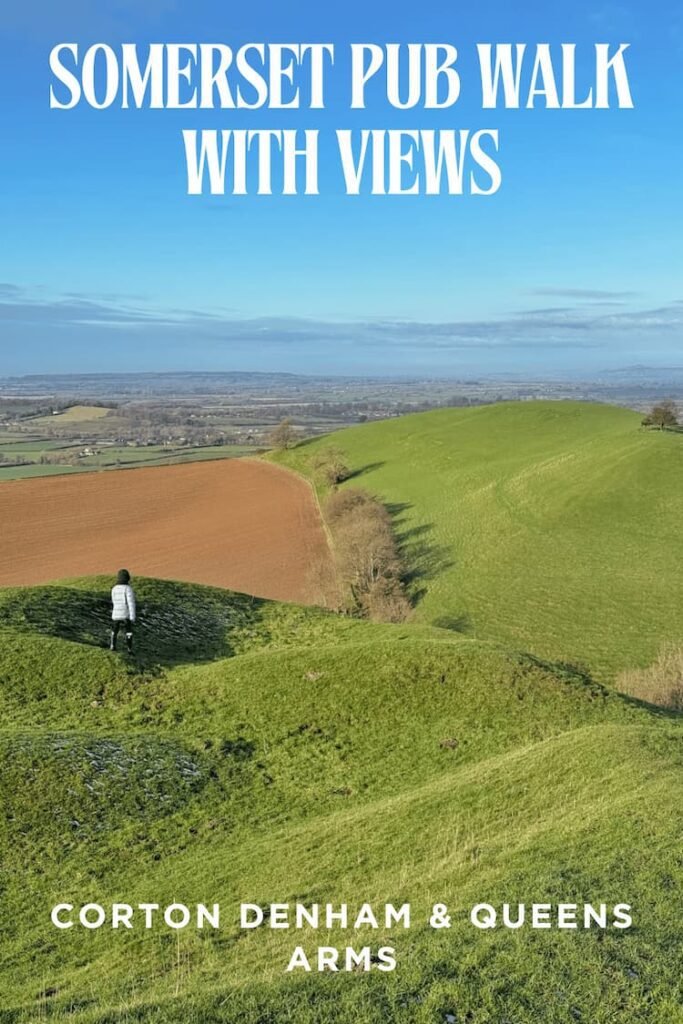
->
<box><xmin>110</xmin><ymin>569</ymin><xmax>136</xmax><ymax>653</ymax></box>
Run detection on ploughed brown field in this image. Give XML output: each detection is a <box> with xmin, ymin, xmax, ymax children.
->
<box><xmin>0</xmin><ymin>459</ymin><xmax>333</xmax><ymax>603</ymax></box>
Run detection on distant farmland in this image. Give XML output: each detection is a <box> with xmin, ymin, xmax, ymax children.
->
<box><xmin>0</xmin><ymin>459</ymin><xmax>333</xmax><ymax>603</ymax></box>
<box><xmin>0</xmin><ymin>440</ymin><xmax>260</xmax><ymax>481</ymax></box>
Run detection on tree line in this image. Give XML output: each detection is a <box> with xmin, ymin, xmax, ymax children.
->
<box><xmin>299</xmin><ymin>442</ymin><xmax>411</xmax><ymax>623</ymax></box>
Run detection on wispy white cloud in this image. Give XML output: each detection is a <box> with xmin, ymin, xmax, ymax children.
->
<box><xmin>527</xmin><ymin>287</ymin><xmax>639</xmax><ymax>301</ymax></box>
<box><xmin>1</xmin><ymin>284</ymin><xmax>681</xmax><ymax>362</ymax></box>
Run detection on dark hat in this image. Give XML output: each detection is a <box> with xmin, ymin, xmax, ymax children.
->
<box><xmin>117</xmin><ymin>568</ymin><xmax>131</xmax><ymax>584</ymax></box>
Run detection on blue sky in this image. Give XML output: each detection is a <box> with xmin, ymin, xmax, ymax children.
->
<box><xmin>0</xmin><ymin>0</ymin><xmax>681</xmax><ymax>376</ymax></box>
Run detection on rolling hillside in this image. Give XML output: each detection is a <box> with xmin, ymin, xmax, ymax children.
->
<box><xmin>279</xmin><ymin>401</ymin><xmax>683</xmax><ymax>680</ymax></box>
<box><xmin>28</xmin><ymin>405</ymin><xmax>112</xmax><ymax>425</ymax></box>
<box><xmin>1</xmin><ymin>577</ymin><xmax>682</xmax><ymax>1022</ymax></box>
<box><xmin>2</xmin><ymin>403</ymin><xmax>681</xmax><ymax>1022</ymax></box>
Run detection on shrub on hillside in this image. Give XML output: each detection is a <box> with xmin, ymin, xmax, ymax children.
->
<box><xmin>310</xmin><ymin>446</ymin><xmax>350</xmax><ymax>487</ymax></box>
<box><xmin>360</xmin><ymin>575</ymin><xmax>412</xmax><ymax>623</ymax></box>
<box><xmin>325</xmin><ymin>487</ymin><xmax>382</xmax><ymax>523</ymax></box>
<box><xmin>324</xmin><ymin>487</ymin><xmax>411</xmax><ymax>622</ymax></box>
<box><xmin>617</xmin><ymin>647</ymin><xmax>683</xmax><ymax>711</ymax></box>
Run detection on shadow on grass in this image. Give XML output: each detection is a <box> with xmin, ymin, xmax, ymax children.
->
<box><xmin>289</xmin><ymin>436</ymin><xmax>321</xmax><ymax>450</ymax></box>
<box><xmin>0</xmin><ymin>579</ymin><xmax>271</xmax><ymax>670</ymax></box>
<box><xmin>384</xmin><ymin>500</ymin><xmax>459</xmax><ymax>616</ymax></box>
<box><xmin>345</xmin><ymin>461</ymin><xmax>386</xmax><ymax>480</ymax></box>
<box><xmin>524</xmin><ymin>652</ymin><xmax>683</xmax><ymax>720</ymax></box>
<box><xmin>607</xmin><ymin>689</ymin><xmax>683</xmax><ymax>720</ymax></box>
<box><xmin>431</xmin><ymin>613</ymin><xmax>473</xmax><ymax>634</ymax></box>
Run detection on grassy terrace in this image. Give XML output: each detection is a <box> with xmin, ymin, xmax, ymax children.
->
<box><xmin>0</xmin><ymin>577</ymin><xmax>681</xmax><ymax>1021</ymax></box>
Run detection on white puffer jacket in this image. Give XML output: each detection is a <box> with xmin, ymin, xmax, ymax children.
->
<box><xmin>111</xmin><ymin>584</ymin><xmax>136</xmax><ymax>622</ymax></box>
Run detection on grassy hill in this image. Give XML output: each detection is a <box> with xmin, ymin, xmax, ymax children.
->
<box><xmin>277</xmin><ymin>401</ymin><xmax>683</xmax><ymax>681</ymax></box>
<box><xmin>1</xmin><ymin>577</ymin><xmax>681</xmax><ymax>1022</ymax></box>
<box><xmin>28</xmin><ymin>405</ymin><xmax>112</xmax><ymax>425</ymax></box>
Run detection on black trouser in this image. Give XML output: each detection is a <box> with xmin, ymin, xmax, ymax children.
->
<box><xmin>112</xmin><ymin>619</ymin><xmax>133</xmax><ymax>638</ymax></box>
<box><xmin>111</xmin><ymin>620</ymin><xmax>134</xmax><ymax>649</ymax></box>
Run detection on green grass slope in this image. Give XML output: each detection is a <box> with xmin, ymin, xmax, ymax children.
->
<box><xmin>0</xmin><ymin>578</ymin><xmax>681</xmax><ymax>1022</ymax></box>
<box><xmin>278</xmin><ymin>401</ymin><xmax>683</xmax><ymax>680</ymax></box>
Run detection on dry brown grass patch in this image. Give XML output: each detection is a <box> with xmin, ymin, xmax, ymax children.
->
<box><xmin>617</xmin><ymin>647</ymin><xmax>683</xmax><ymax>711</ymax></box>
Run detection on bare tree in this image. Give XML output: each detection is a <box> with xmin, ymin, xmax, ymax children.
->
<box><xmin>642</xmin><ymin>400</ymin><xmax>679</xmax><ymax>431</ymax></box>
<box><xmin>310</xmin><ymin>446</ymin><xmax>351</xmax><ymax>487</ymax></box>
<box><xmin>324</xmin><ymin>487</ymin><xmax>411</xmax><ymax>622</ymax></box>
<box><xmin>306</xmin><ymin>554</ymin><xmax>340</xmax><ymax>610</ymax></box>
<box><xmin>267</xmin><ymin>418</ymin><xmax>299</xmax><ymax>450</ymax></box>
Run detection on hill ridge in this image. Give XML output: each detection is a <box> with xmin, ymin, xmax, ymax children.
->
<box><xmin>277</xmin><ymin>399</ymin><xmax>683</xmax><ymax>679</ymax></box>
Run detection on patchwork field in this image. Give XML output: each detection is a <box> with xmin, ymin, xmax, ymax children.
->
<box><xmin>0</xmin><ymin>439</ymin><xmax>261</xmax><ymax>481</ymax></box>
<box><xmin>0</xmin><ymin>459</ymin><xmax>332</xmax><ymax>603</ymax></box>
